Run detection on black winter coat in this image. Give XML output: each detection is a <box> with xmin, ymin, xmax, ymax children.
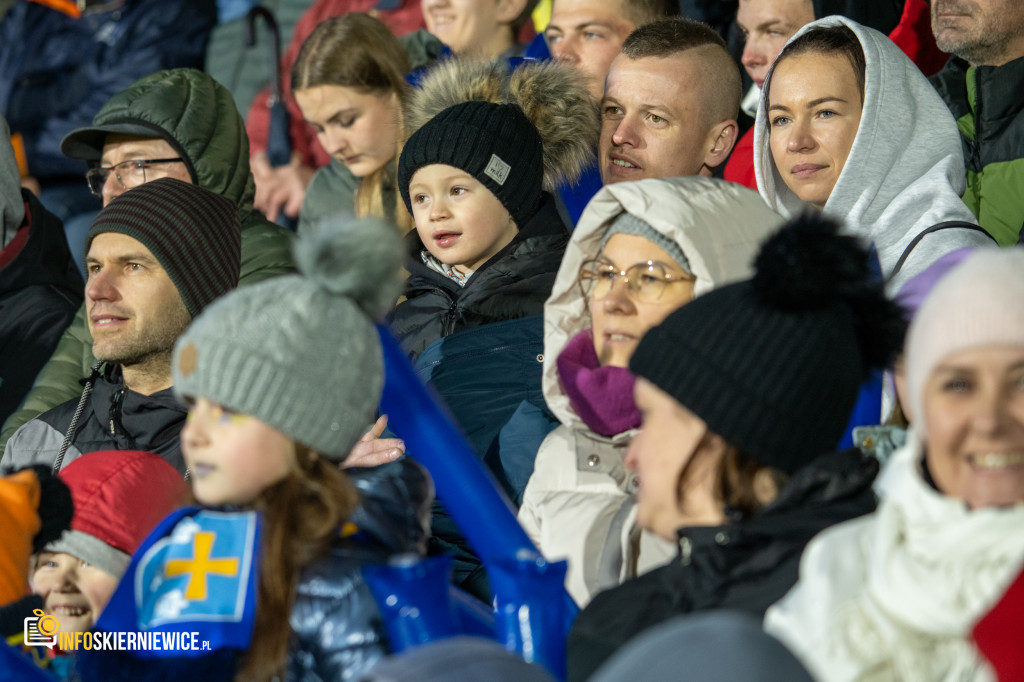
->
<box><xmin>0</xmin><ymin>190</ymin><xmax>82</xmax><ymax>425</ymax></box>
<box><xmin>387</xmin><ymin>192</ymin><xmax>567</xmax><ymax>601</ymax></box>
<box><xmin>388</xmin><ymin>192</ymin><xmax>568</xmax><ymax>360</ymax></box>
<box><xmin>567</xmin><ymin>450</ymin><xmax>880</xmax><ymax>682</ymax></box>
<box><xmin>0</xmin><ymin>364</ymin><xmax>187</xmax><ymax>475</ymax></box>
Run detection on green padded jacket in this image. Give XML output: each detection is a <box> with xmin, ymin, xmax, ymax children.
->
<box><xmin>931</xmin><ymin>55</ymin><xmax>1024</xmax><ymax>246</ymax></box>
<box><xmin>1</xmin><ymin>68</ymin><xmax>296</xmax><ymax>452</ymax></box>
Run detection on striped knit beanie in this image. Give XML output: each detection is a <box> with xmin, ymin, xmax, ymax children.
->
<box><xmin>629</xmin><ymin>214</ymin><xmax>905</xmax><ymax>473</ymax></box>
<box><xmin>85</xmin><ymin>178</ymin><xmax>241</xmax><ymax>318</ymax></box>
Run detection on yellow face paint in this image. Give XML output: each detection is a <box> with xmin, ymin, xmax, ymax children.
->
<box><xmin>186</xmin><ymin>402</ymin><xmax>251</xmax><ymax>426</ymax></box>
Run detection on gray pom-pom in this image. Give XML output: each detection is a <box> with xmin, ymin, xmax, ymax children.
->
<box><xmin>292</xmin><ymin>214</ymin><xmax>405</xmax><ymax>318</ymax></box>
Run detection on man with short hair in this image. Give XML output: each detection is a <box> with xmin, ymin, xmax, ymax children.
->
<box><xmin>0</xmin><ymin>69</ymin><xmax>295</xmax><ymax>453</ymax></box>
<box><xmin>545</xmin><ymin>0</ymin><xmax>678</xmax><ymax>101</ymax></box>
<box><xmin>930</xmin><ymin>0</ymin><xmax>1024</xmax><ymax>245</ymax></box>
<box><xmin>0</xmin><ymin>178</ymin><xmax>242</xmax><ymax>476</ymax></box>
<box><xmin>599</xmin><ymin>17</ymin><xmax>742</xmax><ymax>185</ymax></box>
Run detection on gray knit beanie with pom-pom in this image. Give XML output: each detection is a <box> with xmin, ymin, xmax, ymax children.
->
<box><xmin>171</xmin><ymin>215</ymin><xmax>404</xmax><ymax>461</ymax></box>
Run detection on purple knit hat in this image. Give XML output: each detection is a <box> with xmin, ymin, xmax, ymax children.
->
<box><xmin>894</xmin><ymin>248</ymin><xmax>975</xmax><ymax>317</ymax></box>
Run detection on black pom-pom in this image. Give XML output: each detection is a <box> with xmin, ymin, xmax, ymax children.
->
<box><xmin>29</xmin><ymin>466</ymin><xmax>73</xmax><ymax>553</ymax></box>
<box><xmin>753</xmin><ymin>212</ymin><xmax>907</xmax><ymax>377</ymax></box>
<box><xmin>752</xmin><ymin>212</ymin><xmax>872</xmax><ymax>309</ymax></box>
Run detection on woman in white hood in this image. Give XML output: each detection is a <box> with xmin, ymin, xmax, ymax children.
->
<box><xmin>518</xmin><ymin>176</ymin><xmax>783</xmax><ymax>607</ymax></box>
<box><xmin>754</xmin><ymin>16</ymin><xmax>994</xmax><ymax>294</ymax></box>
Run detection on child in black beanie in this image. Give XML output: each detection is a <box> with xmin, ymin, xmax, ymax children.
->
<box><xmin>392</xmin><ymin>58</ymin><xmax>595</xmax><ymax>357</ymax></box>
<box><xmin>389</xmin><ymin>58</ymin><xmax>595</xmax><ymax>600</ymax></box>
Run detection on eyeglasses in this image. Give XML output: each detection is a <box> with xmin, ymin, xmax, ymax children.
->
<box><xmin>85</xmin><ymin>157</ymin><xmax>185</xmax><ymax>196</ymax></box>
<box><xmin>578</xmin><ymin>259</ymin><xmax>694</xmax><ymax>304</ymax></box>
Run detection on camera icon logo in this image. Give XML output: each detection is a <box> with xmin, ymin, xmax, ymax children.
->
<box><xmin>24</xmin><ymin>608</ymin><xmax>60</xmax><ymax>649</ymax></box>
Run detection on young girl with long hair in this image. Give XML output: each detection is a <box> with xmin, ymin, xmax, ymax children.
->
<box><xmin>75</xmin><ymin>216</ymin><xmax>431</xmax><ymax>682</ymax></box>
<box><xmin>291</xmin><ymin>12</ymin><xmax>429</xmax><ymax>232</ymax></box>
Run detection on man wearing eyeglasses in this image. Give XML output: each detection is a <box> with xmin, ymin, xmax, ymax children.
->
<box><xmin>0</xmin><ymin>68</ymin><xmax>296</xmax><ymax>456</ymax></box>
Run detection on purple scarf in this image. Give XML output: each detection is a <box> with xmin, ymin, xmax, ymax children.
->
<box><xmin>556</xmin><ymin>330</ymin><xmax>641</xmax><ymax>437</ymax></box>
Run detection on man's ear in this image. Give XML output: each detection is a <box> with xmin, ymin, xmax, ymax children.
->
<box><xmin>496</xmin><ymin>0</ymin><xmax>529</xmax><ymax>25</ymax></box>
<box><xmin>702</xmin><ymin>119</ymin><xmax>739</xmax><ymax>171</ymax></box>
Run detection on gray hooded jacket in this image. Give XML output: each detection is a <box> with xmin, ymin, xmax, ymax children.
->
<box><xmin>753</xmin><ymin>16</ymin><xmax>993</xmax><ymax>294</ymax></box>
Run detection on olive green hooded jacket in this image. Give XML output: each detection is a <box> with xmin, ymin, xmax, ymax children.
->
<box><xmin>1</xmin><ymin>68</ymin><xmax>295</xmax><ymax>451</ymax></box>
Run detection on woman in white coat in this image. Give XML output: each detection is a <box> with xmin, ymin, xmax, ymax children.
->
<box><xmin>518</xmin><ymin>176</ymin><xmax>784</xmax><ymax>607</ymax></box>
<box><xmin>765</xmin><ymin>247</ymin><xmax>1024</xmax><ymax>681</ymax></box>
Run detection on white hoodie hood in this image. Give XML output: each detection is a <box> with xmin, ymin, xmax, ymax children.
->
<box><xmin>542</xmin><ymin>176</ymin><xmax>785</xmax><ymax>429</ymax></box>
<box><xmin>753</xmin><ymin>16</ymin><xmax>992</xmax><ymax>293</ymax></box>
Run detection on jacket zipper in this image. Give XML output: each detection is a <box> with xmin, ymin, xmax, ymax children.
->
<box><xmin>109</xmin><ymin>386</ymin><xmax>126</xmax><ymax>438</ymax></box>
<box><xmin>679</xmin><ymin>536</ymin><xmax>692</xmax><ymax>566</ymax></box>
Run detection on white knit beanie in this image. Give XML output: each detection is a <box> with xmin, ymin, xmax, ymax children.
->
<box><xmin>906</xmin><ymin>247</ymin><xmax>1024</xmax><ymax>429</ymax></box>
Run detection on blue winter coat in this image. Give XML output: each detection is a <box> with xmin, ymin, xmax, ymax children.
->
<box><xmin>0</xmin><ymin>0</ymin><xmax>215</xmax><ymax>181</ymax></box>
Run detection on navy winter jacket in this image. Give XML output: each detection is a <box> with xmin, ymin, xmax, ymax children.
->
<box><xmin>0</xmin><ymin>0</ymin><xmax>216</xmax><ymax>181</ymax></box>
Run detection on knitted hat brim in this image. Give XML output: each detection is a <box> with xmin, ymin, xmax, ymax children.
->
<box><xmin>45</xmin><ymin>530</ymin><xmax>131</xmax><ymax>579</ymax></box>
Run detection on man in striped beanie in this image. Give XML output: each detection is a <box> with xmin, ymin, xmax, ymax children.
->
<box><xmin>0</xmin><ymin>177</ymin><xmax>240</xmax><ymax>477</ymax></box>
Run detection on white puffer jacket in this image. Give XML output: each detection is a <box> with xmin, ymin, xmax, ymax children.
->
<box><xmin>518</xmin><ymin>176</ymin><xmax>784</xmax><ymax>606</ymax></box>
<box><xmin>765</xmin><ymin>435</ymin><xmax>1024</xmax><ymax>682</ymax></box>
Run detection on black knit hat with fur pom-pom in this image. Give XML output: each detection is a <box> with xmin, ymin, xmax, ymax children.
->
<box><xmin>629</xmin><ymin>213</ymin><xmax>906</xmax><ymax>473</ymax></box>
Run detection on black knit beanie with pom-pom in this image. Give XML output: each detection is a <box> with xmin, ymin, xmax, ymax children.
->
<box><xmin>629</xmin><ymin>213</ymin><xmax>907</xmax><ymax>473</ymax></box>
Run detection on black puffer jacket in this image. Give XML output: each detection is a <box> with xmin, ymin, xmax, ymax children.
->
<box><xmin>0</xmin><ymin>364</ymin><xmax>187</xmax><ymax>475</ymax></box>
<box><xmin>0</xmin><ymin>190</ymin><xmax>82</xmax><ymax>425</ymax></box>
<box><xmin>388</xmin><ymin>192</ymin><xmax>568</xmax><ymax>360</ymax></box>
<box><xmin>567</xmin><ymin>450</ymin><xmax>880</xmax><ymax>682</ymax></box>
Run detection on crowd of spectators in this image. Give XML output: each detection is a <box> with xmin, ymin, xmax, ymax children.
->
<box><xmin>1</xmin><ymin>0</ymin><xmax>1022</xmax><ymax>680</ymax></box>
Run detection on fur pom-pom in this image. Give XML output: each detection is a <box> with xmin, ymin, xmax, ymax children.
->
<box><xmin>403</xmin><ymin>59</ymin><xmax>507</xmax><ymax>135</ymax></box>
<box><xmin>753</xmin><ymin>212</ymin><xmax>907</xmax><ymax>374</ymax></box>
<box><xmin>293</xmin><ymin>214</ymin><xmax>405</xmax><ymax>318</ymax></box>
<box><xmin>405</xmin><ymin>58</ymin><xmax>597</xmax><ymax>189</ymax></box>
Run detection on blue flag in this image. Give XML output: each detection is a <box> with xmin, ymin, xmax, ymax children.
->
<box><xmin>95</xmin><ymin>507</ymin><xmax>261</xmax><ymax>659</ymax></box>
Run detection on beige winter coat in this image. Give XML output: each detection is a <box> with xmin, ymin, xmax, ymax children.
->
<box><xmin>518</xmin><ymin>176</ymin><xmax>785</xmax><ymax>606</ymax></box>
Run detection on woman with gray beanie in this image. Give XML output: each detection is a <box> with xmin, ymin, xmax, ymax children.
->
<box><xmin>567</xmin><ymin>213</ymin><xmax>906</xmax><ymax>681</ymax></box>
<box><xmin>518</xmin><ymin>176</ymin><xmax>783</xmax><ymax>608</ymax></box>
<box><xmin>765</xmin><ymin>247</ymin><xmax>1024</xmax><ymax>681</ymax></box>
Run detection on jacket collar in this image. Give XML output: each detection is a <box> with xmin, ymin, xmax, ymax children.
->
<box><xmin>0</xmin><ymin>192</ymin><xmax>84</xmax><ymax>298</ymax></box>
<box><xmin>674</xmin><ymin>449</ymin><xmax>879</xmax><ymax>564</ymax></box>
<box><xmin>90</xmin><ymin>365</ymin><xmax>187</xmax><ymax>453</ymax></box>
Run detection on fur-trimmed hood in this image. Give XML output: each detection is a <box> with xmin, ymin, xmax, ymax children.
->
<box><xmin>403</xmin><ymin>58</ymin><xmax>597</xmax><ymax>190</ymax></box>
